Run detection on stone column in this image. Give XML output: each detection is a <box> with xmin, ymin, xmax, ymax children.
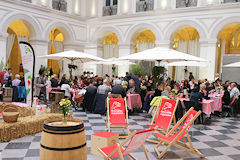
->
<box><xmin>30</xmin><ymin>39</ymin><xmax>48</xmax><ymax>76</ymax></box>
<box><xmin>118</xmin><ymin>43</ymin><xmax>135</xmax><ymax>77</ymax></box>
<box><xmin>170</xmin><ymin>0</ymin><xmax>176</xmax><ymax>9</ymax></box>
<box><xmin>0</xmin><ymin>34</ymin><xmax>7</xmax><ymax>64</ymax></box>
<box><xmin>84</xmin><ymin>44</ymin><xmax>103</xmax><ymax>76</ymax></box>
<box><xmin>97</xmin><ymin>0</ymin><xmax>104</xmax><ymax>17</ymax></box>
<box><xmin>199</xmin><ymin>39</ymin><xmax>217</xmax><ymax>81</ymax></box>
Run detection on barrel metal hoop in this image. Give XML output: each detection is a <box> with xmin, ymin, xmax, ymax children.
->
<box><xmin>43</xmin><ymin>123</ymin><xmax>84</xmax><ymax>132</ymax></box>
<box><xmin>40</xmin><ymin>143</ymin><xmax>87</xmax><ymax>151</ymax></box>
<box><xmin>42</xmin><ymin>128</ymin><xmax>85</xmax><ymax>135</ymax></box>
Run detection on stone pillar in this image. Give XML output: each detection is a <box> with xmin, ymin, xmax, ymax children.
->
<box><xmin>30</xmin><ymin>39</ymin><xmax>48</xmax><ymax>76</ymax></box>
<box><xmin>199</xmin><ymin>39</ymin><xmax>217</xmax><ymax>81</ymax></box>
<box><xmin>97</xmin><ymin>0</ymin><xmax>104</xmax><ymax>17</ymax></box>
<box><xmin>84</xmin><ymin>44</ymin><xmax>103</xmax><ymax>76</ymax></box>
<box><xmin>197</xmin><ymin>0</ymin><xmax>221</xmax><ymax>6</ymax></box>
<box><xmin>171</xmin><ymin>0</ymin><xmax>176</xmax><ymax>9</ymax></box>
<box><xmin>118</xmin><ymin>43</ymin><xmax>135</xmax><ymax>77</ymax></box>
<box><xmin>0</xmin><ymin>34</ymin><xmax>7</xmax><ymax>64</ymax></box>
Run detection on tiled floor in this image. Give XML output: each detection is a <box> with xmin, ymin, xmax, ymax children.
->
<box><xmin>0</xmin><ymin>109</ymin><xmax>240</xmax><ymax>160</ymax></box>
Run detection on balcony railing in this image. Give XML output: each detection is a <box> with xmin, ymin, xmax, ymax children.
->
<box><xmin>52</xmin><ymin>0</ymin><xmax>67</xmax><ymax>12</ymax></box>
<box><xmin>176</xmin><ymin>0</ymin><xmax>198</xmax><ymax>8</ymax></box>
<box><xmin>136</xmin><ymin>0</ymin><xmax>154</xmax><ymax>12</ymax></box>
<box><xmin>103</xmin><ymin>5</ymin><xmax>118</xmax><ymax>16</ymax></box>
<box><xmin>224</xmin><ymin>0</ymin><xmax>240</xmax><ymax>3</ymax></box>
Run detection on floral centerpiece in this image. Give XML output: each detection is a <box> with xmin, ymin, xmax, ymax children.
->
<box><xmin>59</xmin><ymin>99</ymin><xmax>72</xmax><ymax>124</ymax></box>
<box><xmin>216</xmin><ymin>85</ymin><xmax>221</xmax><ymax>94</ymax></box>
<box><xmin>171</xmin><ymin>89</ymin><xmax>178</xmax><ymax>99</ymax></box>
<box><xmin>171</xmin><ymin>89</ymin><xmax>178</xmax><ymax>95</ymax></box>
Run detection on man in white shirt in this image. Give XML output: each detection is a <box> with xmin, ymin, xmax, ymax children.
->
<box><xmin>230</xmin><ymin>82</ymin><xmax>240</xmax><ymax>100</ymax></box>
<box><xmin>12</xmin><ymin>74</ymin><xmax>21</xmax><ymax>87</ymax></box>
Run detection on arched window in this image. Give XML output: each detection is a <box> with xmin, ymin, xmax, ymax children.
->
<box><xmin>52</xmin><ymin>0</ymin><xmax>67</xmax><ymax>12</ymax></box>
<box><xmin>106</xmin><ymin>0</ymin><xmax>111</xmax><ymax>6</ymax></box>
<box><xmin>103</xmin><ymin>0</ymin><xmax>118</xmax><ymax>16</ymax></box>
<box><xmin>136</xmin><ymin>0</ymin><xmax>154</xmax><ymax>12</ymax></box>
<box><xmin>176</xmin><ymin>0</ymin><xmax>198</xmax><ymax>8</ymax></box>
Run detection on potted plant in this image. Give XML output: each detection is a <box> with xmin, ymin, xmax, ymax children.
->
<box><xmin>59</xmin><ymin>99</ymin><xmax>72</xmax><ymax>124</ymax></box>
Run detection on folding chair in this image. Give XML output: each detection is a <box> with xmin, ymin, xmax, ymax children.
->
<box><xmin>222</xmin><ymin>97</ymin><xmax>237</xmax><ymax>117</ymax></box>
<box><xmin>154</xmin><ymin>107</ymin><xmax>205</xmax><ymax>159</ymax></box>
<box><xmin>106</xmin><ymin>97</ymin><xmax>129</xmax><ymax>138</ymax></box>
<box><xmin>98</xmin><ymin>128</ymin><xmax>154</xmax><ymax>160</ymax></box>
<box><xmin>146</xmin><ymin>98</ymin><xmax>178</xmax><ymax>134</ymax></box>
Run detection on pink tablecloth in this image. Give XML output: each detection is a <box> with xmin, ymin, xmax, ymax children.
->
<box><xmin>179</xmin><ymin>98</ymin><xmax>216</xmax><ymax>117</ymax></box>
<box><xmin>200</xmin><ymin>100</ymin><xmax>216</xmax><ymax>117</ymax></box>
<box><xmin>210</xmin><ymin>97</ymin><xmax>222</xmax><ymax>112</ymax></box>
<box><xmin>127</xmin><ymin>94</ymin><xmax>142</xmax><ymax>110</ymax></box>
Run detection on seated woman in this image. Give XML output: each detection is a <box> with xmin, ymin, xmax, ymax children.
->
<box><xmin>61</xmin><ymin>79</ymin><xmax>72</xmax><ymax>98</ymax></box>
<box><xmin>190</xmin><ymin>86</ymin><xmax>203</xmax><ymax>111</ymax></box>
<box><xmin>222</xmin><ymin>84</ymin><xmax>230</xmax><ymax>105</ymax></box>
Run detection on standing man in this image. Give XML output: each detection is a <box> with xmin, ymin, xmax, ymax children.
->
<box><xmin>4</xmin><ymin>68</ymin><xmax>12</xmax><ymax>83</ymax></box>
<box><xmin>0</xmin><ymin>68</ymin><xmax>6</xmax><ymax>85</ymax></box>
<box><xmin>230</xmin><ymin>82</ymin><xmax>240</xmax><ymax>117</ymax></box>
<box><xmin>12</xmin><ymin>74</ymin><xmax>21</xmax><ymax>87</ymax></box>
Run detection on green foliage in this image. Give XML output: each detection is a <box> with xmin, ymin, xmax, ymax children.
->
<box><xmin>59</xmin><ymin>99</ymin><xmax>72</xmax><ymax>118</ymax></box>
<box><xmin>0</xmin><ymin>59</ymin><xmax>10</xmax><ymax>71</ymax></box>
<box><xmin>130</xmin><ymin>64</ymin><xmax>146</xmax><ymax>77</ymax></box>
<box><xmin>40</xmin><ymin>65</ymin><xmax>50</xmax><ymax>76</ymax></box>
<box><xmin>152</xmin><ymin>66</ymin><xmax>167</xmax><ymax>87</ymax></box>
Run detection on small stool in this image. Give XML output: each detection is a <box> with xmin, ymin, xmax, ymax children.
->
<box><xmin>91</xmin><ymin>131</ymin><xmax>119</xmax><ymax>157</ymax></box>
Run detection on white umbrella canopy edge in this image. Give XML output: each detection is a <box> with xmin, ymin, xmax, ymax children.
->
<box><xmin>118</xmin><ymin>47</ymin><xmax>208</xmax><ymax>62</ymax></box>
<box><xmin>38</xmin><ymin>50</ymin><xmax>104</xmax><ymax>62</ymax></box>
<box><xmin>167</xmin><ymin>61</ymin><xmax>208</xmax><ymax>67</ymax></box>
<box><xmin>224</xmin><ymin>62</ymin><xmax>240</xmax><ymax>67</ymax></box>
<box><xmin>85</xmin><ymin>57</ymin><xmax>135</xmax><ymax>65</ymax></box>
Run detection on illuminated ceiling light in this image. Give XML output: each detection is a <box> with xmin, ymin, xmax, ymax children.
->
<box><xmin>91</xmin><ymin>0</ymin><xmax>96</xmax><ymax>17</ymax></box>
<box><xmin>206</xmin><ymin>0</ymin><xmax>213</xmax><ymax>4</ymax></box>
<box><xmin>123</xmin><ymin>0</ymin><xmax>128</xmax><ymax>13</ymax></box>
<box><xmin>161</xmin><ymin>0</ymin><xmax>167</xmax><ymax>9</ymax></box>
<box><xmin>41</xmin><ymin>0</ymin><xmax>47</xmax><ymax>5</ymax></box>
<box><xmin>75</xmin><ymin>0</ymin><xmax>79</xmax><ymax>14</ymax></box>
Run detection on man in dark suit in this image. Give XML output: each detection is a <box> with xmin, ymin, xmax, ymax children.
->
<box><xmin>83</xmin><ymin>79</ymin><xmax>97</xmax><ymax>112</ymax></box>
<box><xmin>111</xmin><ymin>79</ymin><xmax>126</xmax><ymax>98</ymax></box>
<box><xmin>50</xmin><ymin>74</ymin><xmax>59</xmax><ymax>87</ymax></box>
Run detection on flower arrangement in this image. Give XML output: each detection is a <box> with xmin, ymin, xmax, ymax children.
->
<box><xmin>59</xmin><ymin>99</ymin><xmax>72</xmax><ymax>124</ymax></box>
<box><xmin>171</xmin><ymin>89</ymin><xmax>178</xmax><ymax>95</ymax></box>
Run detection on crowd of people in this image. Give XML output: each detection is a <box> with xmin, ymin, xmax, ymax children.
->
<box><xmin>1</xmin><ymin>67</ymin><xmax>240</xmax><ymax>118</ymax></box>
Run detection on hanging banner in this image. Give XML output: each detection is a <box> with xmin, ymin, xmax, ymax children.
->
<box><xmin>19</xmin><ymin>42</ymin><xmax>35</xmax><ymax>106</ymax></box>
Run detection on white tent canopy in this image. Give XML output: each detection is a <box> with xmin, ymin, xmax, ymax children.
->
<box><xmin>86</xmin><ymin>57</ymin><xmax>135</xmax><ymax>66</ymax></box>
<box><xmin>119</xmin><ymin>47</ymin><xmax>208</xmax><ymax>62</ymax></box>
<box><xmin>38</xmin><ymin>50</ymin><xmax>104</xmax><ymax>62</ymax></box>
<box><xmin>167</xmin><ymin>61</ymin><xmax>208</xmax><ymax>67</ymax></box>
<box><xmin>38</xmin><ymin>50</ymin><xmax>104</xmax><ymax>79</ymax></box>
<box><xmin>224</xmin><ymin>62</ymin><xmax>240</xmax><ymax>68</ymax></box>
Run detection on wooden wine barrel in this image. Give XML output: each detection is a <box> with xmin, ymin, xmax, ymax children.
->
<box><xmin>40</xmin><ymin>118</ymin><xmax>87</xmax><ymax>160</ymax></box>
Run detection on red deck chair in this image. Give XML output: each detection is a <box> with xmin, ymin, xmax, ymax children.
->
<box><xmin>98</xmin><ymin>128</ymin><xmax>155</xmax><ymax>160</ymax></box>
<box><xmin>154</xmin><ymin>107</ymin><xmax>205</xmax><ymax>159</ymax></box>
<box><xmin>106</xmin><ymin>98</ymin><xmax>129</xmax><ymax>137</ymax></box>
<box><xmin>146</xmin><ymin>98</ymin><xmax>178</xmax><ymax>135</ymax></box>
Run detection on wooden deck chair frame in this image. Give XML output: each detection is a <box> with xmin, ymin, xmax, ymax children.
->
<box><xmin>154</xmin><ymin>107</ymin><xmax>205</xmax><ymax>159</ymax></box>
<box><xmin>146</xmin><ymin>98</ymin><xmax>179</xmax><ymax>143</ymax></box>
<box><xmin>98</xmin><ymin>129</ymin><xmax>155</xmax><ymax>160</ymax></box>
<box><xmin>106</xmin><ymin>97</ymin><xmax>129</xmax><ymax>138</ymax></box>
